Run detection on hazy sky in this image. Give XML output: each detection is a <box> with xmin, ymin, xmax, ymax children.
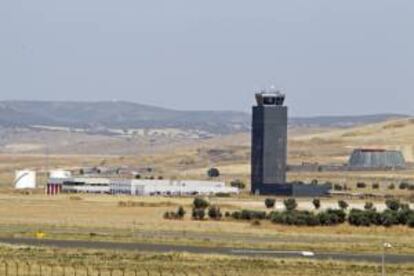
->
<box><xmin>1</xmin><ymin>1</ymin><xmax>413</xmax><ymax>116</ymax></box>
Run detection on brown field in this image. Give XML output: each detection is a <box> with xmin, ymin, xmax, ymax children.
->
<box><xmin>1</xmin><ymin>245</ymin><xmax>413</xmax><ymax>276</ymax></box>
<box><xmin>0</xmin><ymin>194</ymin><xmax>413</xmax><ymax>256</ymax></box>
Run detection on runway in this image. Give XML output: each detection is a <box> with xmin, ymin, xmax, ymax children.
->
<box><xmin>1</xmin><ymin>237</ymin><xmax>413</xmax><ymax>264</ymax></box>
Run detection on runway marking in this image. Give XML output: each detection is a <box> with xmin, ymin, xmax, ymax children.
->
<box><xmin>230</xmin><ymin>249</ymin><xmax>315</xmax><ymax>257</ymax></box>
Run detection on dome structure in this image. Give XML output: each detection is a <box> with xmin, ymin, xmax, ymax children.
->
<box><xmin>14</xmin><ymin>170</ymin><xmax>36</xmax><ymax>189</ymax></box>
<box><xmin>348</xmin><ymin>149</ymin><xmax>406</xmax><ymax>169</ymax></box>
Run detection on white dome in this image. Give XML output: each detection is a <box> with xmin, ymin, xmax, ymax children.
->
<box><xmin>15</xmin><ymin>170</ymin><xmax>36</xmax><ymax>189</ymax></box>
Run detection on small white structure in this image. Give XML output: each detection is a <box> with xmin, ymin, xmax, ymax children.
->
<box><xmin>14</xmin><ymin>170</ymin><xmax>36</xmax><ymax>189</ymax></box>
<box><xmin>49</xmin><ymin>170</ymin><xmax>72</xmax><ymax>179</ymax></box>
<box><xmin>110</xmin><ymin>179</ymin><xmax>239</xmax><ymax>196</ymax></box>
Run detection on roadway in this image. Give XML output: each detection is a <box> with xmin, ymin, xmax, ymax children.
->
<box><xmin>1</xmin><ymin>237</ymin><xmax>414</xmax><ymax>264</ymax></box>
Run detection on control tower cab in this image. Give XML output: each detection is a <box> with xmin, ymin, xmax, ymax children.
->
<box><xmin>255</xmin><ymin>90</ymin><xmax>285</xmax><ymax>106</ymax></box>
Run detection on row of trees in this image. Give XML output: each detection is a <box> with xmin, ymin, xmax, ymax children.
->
<box><xmin>355</xmin><ymin>182</ymin><xmax>414</xmax><ymax>190</ymax></box>
<box><xmin>244</xmin><ymin>198</ymin><xmax>414</xmax><ymax>227</ymax></box>
<box><xmin>164</xmin><ymin>197</ymin><xmax>414</xmax><ymax>228</ymax></box>
<box><xmin>263</xmin><ymin>197</ymin><xmax>407</xmax><ymax>212</ymax></box>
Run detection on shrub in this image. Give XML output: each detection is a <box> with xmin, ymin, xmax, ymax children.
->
<box><xmin>364</xmin><ymin>202</ymin><xmax>374</xmax><ymax>210</ymax></box>
<box><xmin>215</xmin><ymin>193</ymin><xmax>231</xmax><ymax>197</ymax></box>
<box><xmin>385</xmin><ymin>199</ymin><xmax>401</xmax><ymax>211</ymax></box>
<box><xmin>366</xmin><ymin>210</ymin><xmax>381</xmax><ymax>225</ymax></box>
<box><xmin>372</xmin><ymin>183</ymin><xmax>380</xmax><ymax>190</ymax></box>
<box><xmin>207</xmin><ymin>168</ymin><xmax>220</xmax><ymax>178</ymax></box>
<box><xmin>348</xmin><ymin>209</ymin><xmax>376</xmax><ymax>227</ymax></box>
<box><xmin>192</xmin><ymin>208</ymin><xmax>206</xmax><ymax>220</ymax></box>
<box><xmin>265</xmin><ymin>198</ymin><xmax>276</xmax><ymax>209</ymax></box>
<box><xmin>231</xmin><ymin>211</ymin><xmax>241</xmax><ymax>220</ymax></box>
<box><xmin>224</xmin><ymin>211</ymin><xmax>231</xmax><ymax>218</ymax></box>
<box><xmin>397</xmin><ymin>207</ymin><xmax>414</xmax><ymax>225</ymax></box>
<box><xmin>399</xmin><ymin>182</ymin><xmax>409</xmax><ymax>190</ymax></box>
<box><xmin>283</xmin><ymin>198</ymin><xmax>298</xmax><ymax>211</ymax></box>
<box><xmin>229</xmin><ymin>210</ymin><xmax>267</xmax><ymax>221</ymax></box>
<box><xmin>380</xmin><ymin>210</ymin><xmax>399</xmax><ymax>227</ymax></box>
<box><xmin>230</xmin><ymin>179</ymin><xmax>246</xmax><ymax>189</ymax></box>
<box><xmin>208</xmin><ymin>205</ymin><xmax>222</xmax><ymax>220</ymax></box>
<box><xmin>163</xmin><ymin>211</ymin><xmax>171</xmax><ymax>219</ymax></box>
<box><xmin>401</xmin><ymin>203</ymin><xmax>411</xmax><ymax>211</ymax></box>
<box><xmin>312</xmin><ymin>198</ymin><xmax>321</xmax><ymax>210</ymax></box>
<box><xmin>273</xmin><ymin>210</ymin><xmax>320</xmax><ymax>226</ymax></box>
<box><xmin>338</xmin><ymin>200</ymin><xmax>349</xmax><ymax>210</ymax></box>
<box><xmin>356</xmin><ymin>182</ymin><xmax>367</xmax><ymax>189</ymax></box>
<box><xmin>193</xmin><ymin>197</ymin><xmax>209</xmax><ymax>209</ymax></box>
<box><xmin>388</xmin><ymin>183</ymin><xmax>395</xmax><ymax>190</ymax></box>
<box><xmin>177</xmin><ymin>206</ymin><xmax>186</xmax><ymax>219</ymax></box>
<box><xmin>326</xmin><ymin>209</ymin><xmax>347</xmax><ymax>223</ymax></box>
<box><xmin>409</xmin><ymin>185</ymin><xmax>414</xmax><ymax>191</ymax></box>
<box><xmin>163</xmin><ymin>211</ymin><xmax>178</xmax><ymax>220</ymax></box>
<box><xmin>240</xmin><ymin>210</ymin><xmax>267</xmax><ymax>220</ymax></box>
<box><xmin>251</xmin><ymin>220</ymin><xmax>261</xmax><ymax>226</ymax></box>
<box><xmin>333</xmin><ymin>184</ymin><xmax>343</xmax><ymax>191</ymax></box>
<box><xmin>407</xmin><ymin>215</ymin><xmax>414</xmax><ymax>228</ymax></box>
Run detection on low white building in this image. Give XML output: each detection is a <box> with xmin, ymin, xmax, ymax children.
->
<box><xmin>110</xmin><ymin>179</ymin><xmax>239</xmax><ymax>196</ymax></box>
<box><xmin>48</xmin><ymin>177</ymin><xmax>111</xmax><ymax>194</ymax></box>
<box><xmin>47</xmin><ymin>177</ymin><xmax>239</xmax><ymax>196</ymax></box>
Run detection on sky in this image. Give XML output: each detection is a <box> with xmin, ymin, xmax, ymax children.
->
<box><xmin>1</xmin><ymin>0</ymin><xmax>413</xmax><ymax>116</ymax></box>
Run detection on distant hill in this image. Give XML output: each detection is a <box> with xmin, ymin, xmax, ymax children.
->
<box><xmin>0</xmin><ymin>101</ymin><xmax>409</xmax><ymax>134</ymax></box>
<box><xmin>289</xmin><ymin>114</ymin><xmax>409</xmax><ymax>128</ymax></box>
<box><xmin>0</xmin><ymin>101</ymin><xmax>249</xmax><ymax>134</ymax></box>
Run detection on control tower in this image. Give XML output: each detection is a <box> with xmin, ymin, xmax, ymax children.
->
<box><xmin>251</xmin><ymin>88</ymin><xmax>288</xmax><ymax>194</ymax></box>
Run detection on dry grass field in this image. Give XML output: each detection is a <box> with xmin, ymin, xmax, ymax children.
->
<box><xmin>1</xmin><ymin>245</ymin><xmax>413</xmax><ymax>276</ymax></box>
<box><xmin>0</xmin><ymin>194</ymin><xmax>413</xmax><ymax>255</ymax></box>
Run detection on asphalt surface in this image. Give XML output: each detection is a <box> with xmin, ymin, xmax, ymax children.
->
<box><xmin>1</xmin><ymin>237</ymin><xmax>414</xmax><ymax>264</ymax></box>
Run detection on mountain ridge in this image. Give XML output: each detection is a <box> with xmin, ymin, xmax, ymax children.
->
<box><xmin>0</xmin><ymin>100</ymin><xmax>409</xmax><ymax>134</ymax></box>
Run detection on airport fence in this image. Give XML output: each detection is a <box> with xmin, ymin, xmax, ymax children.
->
<box><xmin>0</xmin><ymin>260</ymin><xmax>264</xmax><ymax>276</ymax></box>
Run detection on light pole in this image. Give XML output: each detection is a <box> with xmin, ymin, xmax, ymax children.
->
<box><xmin>382</xmin><ymin>242</ymin><xmax>392</xmax><ymax>276</ymax></box>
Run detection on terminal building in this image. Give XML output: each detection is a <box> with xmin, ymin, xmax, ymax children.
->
<box><xmin>250</xmin><ymin>89</ymin><xmax>330</xmax><ymax>196</ymax></box>
<box><xmin>47</xmin><ymin>177</ymin><xmax>239</xmax><ymax>196</ymax></box>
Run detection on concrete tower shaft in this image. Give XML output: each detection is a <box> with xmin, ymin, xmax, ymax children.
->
<box><xmin>251</xmin><ymin>90</ymin><xmax>288</xmax><ymax>194</ymax></box>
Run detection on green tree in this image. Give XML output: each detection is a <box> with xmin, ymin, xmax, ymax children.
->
<box><xmin>385</xmin><ymin>199</ymin><xmax>401</xmax><ymax>211</ymax></box>
<box><xmin>264</xmin><ymin>198</ymin><xmax>276</xmax><ymax>209</ymax></box>
<box><xmin>364</xmin><ymin>202</ymin><xmax>374</xmax><ymax>210</ymax></box>
<box><xmin>208</xmin><ymin>205</ymin><xmax>222</xmax><ymax>220</ymax></box>
<box><xmin>207</xmin><ymin>168</ymin><xmax>220</xmax><ymax>178</ymax></box>
<box><xmin>312</xmin><ymin>198</ymin><xmax>321</xmax><ymax>210</ymax></box>
<box><xmin>283</xmin><ymin>198</ymin><xmax>298</xmax><ymax>211</ymax></box>
<box><xmin>192</xmin><ymin>208</ymin><xmax>206</xmax><ymax>220</ymax></box>
<box><xmin>193</xmin><ymin>197</ymin><xmax>209</xmax><ymax>209</ymax></box>
<box><xmin>338</xmin><ymin>200</ymin><xmax>349</xmax><ymax>210</ymax></box>
<box><xmin>177</xmin><ymin>206</ymin><xmax>186</xmax><ymax>219</ymax></box>
<box><xmin>407</xmin><ymin>215</ymin><xmax>414</xmax><ymax>228</ymax></box>
<box><xmin>230</xmin><ymin>179</ymin><xmax>246</xmax><ymax>189</ymax></box>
